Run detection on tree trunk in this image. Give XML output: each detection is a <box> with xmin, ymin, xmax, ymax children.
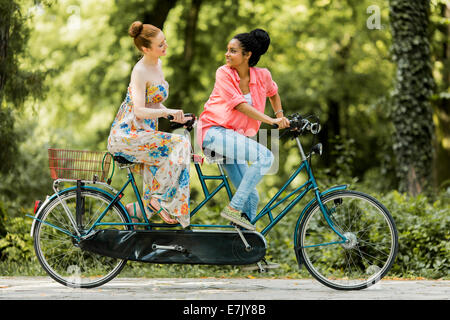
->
<box><xmin>142</xmin><ymin>0</ymin><xmax>178</xmax><ymax>30</ymax></box>
<box><xmin>442</xmin><ymin>4</ymin><xmax>450</xmax><ymax>90</ymax></box>
<box><xmin>389</xmin><ymin>0</ymin><xmax>435</xmax><ymax>195</ymax></box>
<box><xmin>432</xmin><ymin>2</ymin><xmax>450</xmax><ymax>188</ymax></box>
<box><xmin>319</xmin><ymin>37</ymin><xmax>353</xmax><ymax>169</ymax></box>
<box><xmin>183</xmin><ymin>0</ymin><xmax>201</xmax><ymax>68</ymax></box>
<box><xmin>0</xmin><ymin>0</ymin><xmax>13</xmax><ymax>97</ymax></box>
<box><xmin>319</xmin><ymin>98</ymin><xmax>340</xmax><ymax>169</ymax></box>
<box><xmin>169</xmin><ymin>0</ymin><xmax>202</xmax><ymax>111</ymax></box>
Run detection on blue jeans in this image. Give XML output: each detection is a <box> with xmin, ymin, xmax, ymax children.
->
<box><xmin>202</xmin><ymin>126</ymin><xmax>274</xmax><ymax>221</ymax></box>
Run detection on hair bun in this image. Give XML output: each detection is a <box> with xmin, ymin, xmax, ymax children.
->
<box><xmin>250</xmin><ymin>29</ymin><xmax>270</xmax><ymax>55</ymax></box>
<box><xmin>128</xmin><ymin>21</ymin><xmax>144</xmax><ymax>38</ymax></box>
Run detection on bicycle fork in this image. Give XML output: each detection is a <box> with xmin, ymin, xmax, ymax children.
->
<box><xmin>295</xmin><ymin>135</ymin><xmax>348</xmax><ymax>246</ymax></box>
<box><xmin>314</xmin><ymin>190</ymin><xmax>348</xmax><ymax>244</ymax></box>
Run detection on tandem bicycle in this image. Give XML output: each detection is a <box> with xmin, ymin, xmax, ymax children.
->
<box><xmin>28</xmin><ymin>113</ymin><xmax>399</xmax><ymax>290</ymax></box>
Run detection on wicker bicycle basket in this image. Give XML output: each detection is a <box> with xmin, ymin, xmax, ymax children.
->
<box><xmin>48</xmin><ymin>149</ymin><xmax>112</xmax><ymax>182</ymax></box>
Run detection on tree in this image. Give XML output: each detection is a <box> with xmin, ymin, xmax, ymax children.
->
<box><xmin>0</xmin><ymin>0</ymin><xmax>46</xmax><ymax>174</ymax></box>
<box><xmin>429</xmin><ymin>1</ymin><xmax>450</xmax><ymax>188</ymax></box>
<box><xmin>143</xmin><ymin>0</ymin><xmax>177</xmax><ymax>29</ymax></box>
<box><xmin>266</xmin><ymin>0</ymin><xmax>395</xmax><ymax>182</ymax></box>
<box><xmin>389</xmin><ymin>0</ymin><xmax>435</xmax><ymax>195</ymax></box>
<box><xmin>0</xmin><ymin>0</ymin><xmax>48</xmax><ymax>239</ymax></box>
<box><xmin>167</xmin><ymin>0</ymin><xmax>202</xmax><ymax>110</ymax></box>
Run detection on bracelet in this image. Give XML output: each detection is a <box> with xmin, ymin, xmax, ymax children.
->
<box><xmin>274</xmin><ymin>109</ymin><xmax>284</xmax><ymax>116</ymax></box>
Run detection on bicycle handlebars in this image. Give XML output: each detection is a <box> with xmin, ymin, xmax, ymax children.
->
<box><xmin>273</xmin><ymin>113</ymin><xmax>321</xmax><ymax>136</ymax></box>
<box><xmin>167</xmin><ymin>112</ymin><xmax>320</xmax><ymax>136</ymax></box>
<box><xmin>167</xmin><ymin>113</ymin><xmax>196</xmax><ymax>131</ymax></box>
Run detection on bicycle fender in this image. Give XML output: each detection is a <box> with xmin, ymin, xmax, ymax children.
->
<box><xmin>29</xmin><ymin>195</ymin><xmax>53</xmax><ymax>237</ymax></box>
<box><xmin>29</xmin><ymin>186</ymin><xmax>123</xmax><ymax>238</ymax></box>
<box><xmin>293</xmin><ymin>184</ymin><xmax>348</xmax><ymax>246</ymax></box>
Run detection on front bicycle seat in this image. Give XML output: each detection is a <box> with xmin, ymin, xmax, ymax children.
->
<box><xmin>202</xmin><ymin>148</ymin><xmax>227</xmax><ymax>164</ymax></box>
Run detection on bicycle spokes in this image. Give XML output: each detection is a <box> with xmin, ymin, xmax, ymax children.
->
<box><xmin>299</xmin><ymin>191</ymin><xmax>398</xmax><ymax>290</ymax></box>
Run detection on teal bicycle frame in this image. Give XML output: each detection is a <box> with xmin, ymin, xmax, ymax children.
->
<box><xmin>189</xmin><ymin>136</ymin><xmax>348</xmax><ymax>242</ymax></box>
<box><xmin>29</xmin><ymin>136</ymin><xmax>348</xmax><ymax>245</ymax></box>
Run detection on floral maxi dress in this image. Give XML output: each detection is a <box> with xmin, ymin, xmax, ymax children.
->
<box><xmin>107</xmin><ymin>81</ymin><xmax>191</xmax><ymax>227</ymax></box>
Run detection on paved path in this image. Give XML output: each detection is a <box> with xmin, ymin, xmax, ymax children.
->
<box><xmin>0</xmin><ymin>277</ymin><xmax>448</xmax><ymax>300</ymax></box>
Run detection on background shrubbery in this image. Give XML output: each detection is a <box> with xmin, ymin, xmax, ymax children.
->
<box><xmin>0</xmin><ymin>0</ymin><xmax>448</xmax><ymax>279</ymax></box>
<box><xmin>1</xmin><ymin>182</ymin><xmax>448</xmax><ymax>279</ymax></box>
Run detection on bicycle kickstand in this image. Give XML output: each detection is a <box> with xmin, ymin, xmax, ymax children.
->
<box><xmin>256</xmin><ymin>261</ymin><xmax>266</xmax><ymax>273</ymax></box>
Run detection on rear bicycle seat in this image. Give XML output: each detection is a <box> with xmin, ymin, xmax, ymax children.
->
<box><xmin>113</xmin><ymin>155</ymin><xmax>135</xmax><ymax>168</ymax></box>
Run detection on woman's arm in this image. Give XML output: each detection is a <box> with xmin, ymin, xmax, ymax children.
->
<box><xmin>268</xmin><ymin>93</ymin><xmax>290</xmax><ymax>128</ymax></box>
<box><xmin>129</xmin><ymin>67</ymin><xmax>187</xmax><ymax>122</ymax></box>
<box><xmin>235</xmin><ymin>91</ymin><xmax>290</xmax><ymax>128</ymax></box>
<box><xmin>235</xmin><ymin>102</ymin><xmax>275</xmax><ymax>125</ymax></box>
<box><xmin>129</xmin><ymin>67</ymin><xmax>168</xmax><ymax>120</ymax></box>
<box><xmin>269</xmin><ymin>93</ymin><xmax>283</xmax><ymax>117</ymax></box>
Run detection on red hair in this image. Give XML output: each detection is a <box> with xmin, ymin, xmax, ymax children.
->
<box><xmin>128</xmin><ymin>21</ymin><xmax>161</xmax><ymax>51</ymax></box>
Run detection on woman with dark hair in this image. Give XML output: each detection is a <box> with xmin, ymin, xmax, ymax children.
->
<box><xmin>197</xmin><ymin>29</ymin><xmax>290</xmax><ymax>230</ymax></box>
<box><xmin>108</xmin><ymin>21</ymin><xmax>192</xmax><ymax>227</ymax></box>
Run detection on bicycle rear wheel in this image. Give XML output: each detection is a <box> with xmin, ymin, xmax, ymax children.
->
<box><xmin>297</xmin><ymin>190</ymin><xmax>398</xmax><ymax>290</ymax></box>
<box><xmin>33</xmin><ymin>188</ymin><xmax>130</xmax><ymax>288</ymax></box>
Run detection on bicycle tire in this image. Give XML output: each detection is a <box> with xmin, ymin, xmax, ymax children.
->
<box><xmin>297</xmin><ymin>190</ymin><xmax>398</xmax><ymax>290</ymax></box>
<box><xmin>33</xmin><ymin>188</ymin><xmax>130</xmax><ymax>288</ymax></box>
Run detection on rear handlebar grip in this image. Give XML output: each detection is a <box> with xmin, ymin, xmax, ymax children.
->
<box><xmin>167</xmin><ymin>114</ymin><xmax>195</xmax><ymax>121</ymax></box>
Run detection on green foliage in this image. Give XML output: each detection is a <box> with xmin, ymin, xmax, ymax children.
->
<box><xmin>9</xmin><ymin>0</ymin><xmax>447</xmax><ymax>190</ymax></box>
<box><xmin>0</xmin><ymin>108</ymin><xmax>20</xmax><ymax>175</ymax></box>
<box><xmin>0</xmin><ymin>201</ymin><xmax>7</xmax><ymax>237</ymax></box>
<box><xmin>0</xmin><ymin>0</ymin><xmax>47</xmax><ymax>175</ymax></box>
<box><xmin>384</xmin><ymin>190</ymin><xmax>450</xmax><ymax>278</ymax></box>
<box><xmin>1</xmin><ymin>185</ymin><xmax>448</xmax><ymax>279</ymax></box>
<box><xmin>0</xmin><ymin>120</ymin><xmax>53</xmax><ymax>204</ymax></box>
<box><xmin>389</xmin><ymin>0</ymin><xmax>436</xmax><ymax>195</ymax></box>
<box><xmin>0</xmin><ymin>212</ymin><xmax>33</xmax><ymax>263</ymax></box>
<box><xmin>0</xmin><ymin>0</ymin><xmax>47</xmax><ymax>105</ymax></box>
<box><xmin>0</xmin><ymin>0</ymin><xmax>449</xmax><ymax>279</ymax></box>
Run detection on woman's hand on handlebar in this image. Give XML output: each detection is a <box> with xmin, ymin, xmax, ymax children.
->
<box><xmin>272</xmin><ymin>116</ymin><xmax>290</xmax><ymax>129</ymax></box>
<box><xmin>166</xmin><ymin>109</ymin><xmax>187</xmax><ymax>123</ymax></box>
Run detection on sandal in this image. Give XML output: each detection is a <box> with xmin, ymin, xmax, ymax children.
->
<box><xmin>126</xmin><ymin>202</ymin><xmax>146</xmax><ymax>224</ymax></box>
<box><xmin>148</xmin><ymin>198</ymin><xmax>178</xmax><ymax>224</ymax></box>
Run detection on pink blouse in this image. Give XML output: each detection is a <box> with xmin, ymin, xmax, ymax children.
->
<box><xmin>197</xmin><ymin>65</ymin><xmax>278</xmax><ymax>148</ymax></box>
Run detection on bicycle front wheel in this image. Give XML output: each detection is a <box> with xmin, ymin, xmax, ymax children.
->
<box><xmin>297</xmin><ymin>190</ymin><xmax>398</xmax><ymax>290</ymax></box>
<box><xmin>33</xmin><ymin>188</ymin><xmax>130</xmax><ymax>288</ymax></box>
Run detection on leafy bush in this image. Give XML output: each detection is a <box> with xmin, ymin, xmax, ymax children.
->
<box><xmin>383</xmin><ymin>190</ymin><xmax>449</xmax><ymax>278</ymax></box>
<box><xmin>0</xmin><ymin>204</ymin><xmax>34</xmax><ymax>264</ymax></box>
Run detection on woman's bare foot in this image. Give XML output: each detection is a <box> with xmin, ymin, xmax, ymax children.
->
<box><xmin>148</xmin><ymin>198</ymin><xmax>178</xmax><ymax>224</ymax></box>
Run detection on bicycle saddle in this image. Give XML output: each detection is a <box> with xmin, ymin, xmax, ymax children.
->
<box><xmin>113</xmin><ymin>155</ymin><xmax>134</xmax><ymax>165</ymax></box>
<box><xmin>202</xmin><ymin>148</ymin><xmax>227</xmax><ymax>164</ymax></box>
